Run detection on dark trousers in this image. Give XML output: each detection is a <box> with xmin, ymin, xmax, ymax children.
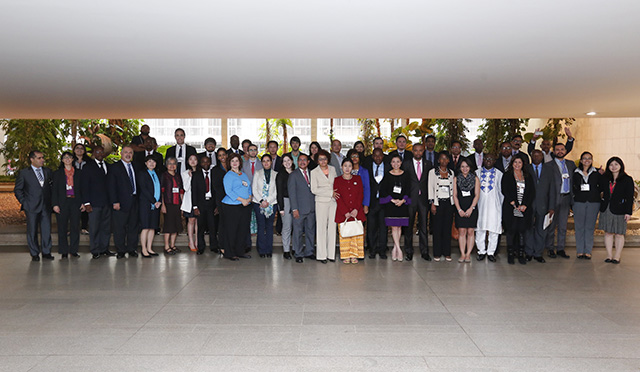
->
<box><xmin>525</xmin><ymin>211</ymin><xmax>546</xmax><ymax>258</ymax></box>
<box><xmin>88</xmin><ymin>206</ymin><xmax>112</xmax><ymax>255</ymax></box>
<box><xmin>197</xmin><ymin>201</ymin><xmax>217</xmax><ymax>253</ymax></box>
<box><xmin>367</xmin><ymin>204</ymin><xmax>387</xmax><ymax>256</ymax></box>
<box><xmin>547</xmin><ymin>194</ymin><xmax>571</xmax><ymax>252</ymax></box>
<box><xmin>275</xmin><ymin>211</ymin><xmax>283</xmax><ymax>235</ymax></box>
<box><xmin>56</xmin><ymin>197</ymin><xmax>81</xmax><ymax>254</ymax></box>
<box><xmin>81</xmin><ymin>211</ymin><xmax>89</xmax><ymax>230</ymax></box>
<box><xmin>432</xmin><ymin>203</ymin><xmax>454</xmax><ymax>257</ymax></box>
<box><xmin>112</xmin><ymin>200</ymin><xmax>139</xmax><ymax>254</ymax></box>
<box><xmin>404</xmin><ymin>201</ymin><xmax>428</xmax><ymax>257</ymax></box>
<box><xmin>506</xmin><ymin>218</ymin><xmax>527</xmax><ymax>256</ymax></box>
<box><xmin>223</xmin><ymin>203</ymin><xmax>251</xmax><ymax>258</ymax></box>
<box><xmin>293</xmin><ymin>211</ymin><xmax>316</xmax><ymax>258</ymax></box>
<box><xmin>253</xmin><ymin>203</ymin><xmax>275</xmax><ymax>254</ymax></box>
<box><xmin>25</xmin><ymin>209</ymin><xmax>52</xmax><ymax>257</ymax></box>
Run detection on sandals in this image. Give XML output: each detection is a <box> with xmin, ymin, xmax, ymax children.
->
<box><xmin>343</xmin><ymin>259</ymin><xmax>350</xmax><ymax>264</ymax></box>
<box><xmin>164</xmin><ymin>248</ymin><xmax>176</xmax><ymax>255</ymax></box>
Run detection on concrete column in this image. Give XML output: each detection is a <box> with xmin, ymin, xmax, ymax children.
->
<box><xmin>310</xmin><ymin>118</ymin><xmax>318</xmax><ymax>141</ymax></box>
<box><xmin>221</xmin><ymin>118</ymin><xmax>228</xmax><ymax>148</ymax></box>
<box><xmin>0</xmin><ymin>125</ymin><xmax>6</xmax><ymax>175</ymax></box>
<box><xmin>401</xmin><ymin>118</ymin><xmax>409</xmax><ymax>127</ymax></box>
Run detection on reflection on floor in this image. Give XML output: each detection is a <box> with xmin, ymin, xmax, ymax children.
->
<box><xmin>1</xmin><ymin>247</ymin><xmax>640</xmax><ymax>371</ymax></box>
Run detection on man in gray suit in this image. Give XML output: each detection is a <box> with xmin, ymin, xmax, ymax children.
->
<box><xmin>14</xmin><ymin>150</ymin><xmax>54</xmax><ymax>261</ymax></box>
<box><xmin>242</xmin><ymin>144</ymin><xmax>263</xmax><ymax>184</ymax></box>
<box><xmin>288</xmin><ymin>154</ymin><xmax>316</xmax><ymax>263</ymax></box>
<box><xmin>541</xmin><ymin>143</ymin><xmax>576</xmax><ymax>258</ymax></box>
<box><xmin>525</xmin><ymin>150</ymin><xmax>554</xmax><ymax>263</ymax></box>
<box><xmin>329</xmin><ymin>139</ymin><xmax>344</xmax><ymax>176</ymax></box>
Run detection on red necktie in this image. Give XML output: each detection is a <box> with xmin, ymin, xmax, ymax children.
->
<box><xmin>205</xmin><ymin>171</ymin><xmax>210</xmax><ymax>193</ymax></box>
<box><xmin>303</xmin><ymin>170</ymin><xmax>310</xmax><ymax>185</ymax></box>
<box><xmin>251</xmin><ymin>161</ymin><xmax>255</xmax><ymax>175</ymax></box>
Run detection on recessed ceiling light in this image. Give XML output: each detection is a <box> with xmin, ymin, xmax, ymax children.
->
<box><xmin>586</xmin><ymin>112</ymin><xmax>597</xmax><ymax>116</ymax></box>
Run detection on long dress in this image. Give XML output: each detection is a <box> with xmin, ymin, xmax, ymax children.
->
<box><xmin>475</xmin><ymin>167</ymin><xmax>504</xmax><ymax>234</ymax></box>
<box><xmin>379</xmin><ymin>172</ymin><xmax>410</xmax><ymax>227</ymax></box>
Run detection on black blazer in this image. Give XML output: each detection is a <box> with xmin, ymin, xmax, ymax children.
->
<box><xmin>501</xmin><ymin>171</ymin><xmax>535</xmax><ymax>231</ymax></box>
<box><xmin>211</xmin><ymin>165</ymin><xmax>227</xmax><ymax>206</ymax></box>
<box><xmin>573</xmin><ymin>169</ymin><xmax>603</xmax><ymax>204</ymax></box>
<box><xmin>527</xmin><ymin>163</ymin><xmax>554</xmax><ymax>215</ymax></box>
<box><xmin>108</xmin><ymin>161</ymin><xmax>139</xmax><ymax>213</ymax></box>
<box><xmin>166</xmin><ymin>144</ymin><xmax>197</xmax><ymax>174</ymax></box>
<box><xmin>447</xmin><ymin>154</ymin><xmax>464</xmax><ymax>173</ymax></box>
<box><xmin>136</xmin><ymin>169</ymin><xmax>160</xmax><ymax>211</ymax></box>
<box><xmin>14</xmin><ymin>167</ymin><xmax>53</xmax><ymax>213</ymax></box>
<box><xmin>191</xmin><ymin>169</ymin><xmax>217</xmax><ymax>211</ymax></box>
<box><xmin>271</xmin><ymin>155</ymin><xmax>283</xmax><ymax>173</ymax></box>
<box><xmin>367</xmin><ymin>163</ymin><xmax>387</xmax><ymax>208</ymax></box>
<box><xmin>600</xmin><ymin>174</ymin><xmax>634</xmax><ymax>215</ymax></box>
<box><xmin>51</xmin><ymin>168</ymin><xmax>83</xmax><ymax>207</ymax></box>
<box><xmin>466</xmin><ymin>153</ymin><xmax>483</xmax><ymax>172</ymax></box>
<box><xmin>134</xmin><ymin>151</ymin><xmax>165</xmax><ymax>174</ymax></box>
<box><xmin>226</xmin><ymin>147</ymin><xmax>244</xmax><ymax>156</ymax></box>
<box><xmin>81</xmin><ymin>160</ymin><xmax>110</xmax><ymax>208</ymax></box>
<box><xmin>276</xmin><ymin>170</ymin><xmax>290</xmax><ymax>212</ymax></box>
<box><xmin>422</xmin><ymin>150</ymin><xmax>439</xmax><ymax>167</ymax></box>
<box><xmin>388</xmin><ymin>149</ymin><xmax>410</xmax><ymax>164</ymax></box>
<box><xmin>403</xmin><ymin>157</ymin><xmax>432</xmax><ymax>205</ymax></box>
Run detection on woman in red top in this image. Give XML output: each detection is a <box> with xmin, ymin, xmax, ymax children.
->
<box><xmin>334</xmin><ymin>158</ymin><xmax>366</xmax><ymax>264</ymax></box>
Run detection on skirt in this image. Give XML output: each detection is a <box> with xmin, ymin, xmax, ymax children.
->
<box><xmin>163</xmin><ymin>204</ymin><xmax>183</xmax><ymax>234</ymax></box>
<box><xmin>140</xmin><ymin>206</ymin><xmax>160</xmax><ymax>230</ymax></box>
<box><xmin>339</xmin><ymin>226</ymin><xmax>365</xmax><ymax>259</ymax></box>
<box><xmin>385</xmin><ymin>217</ymin><xmax>409</xmax><ymax>227</ymax></box>
<box><xmin>183</xmin><ymin>209</ymin><xmax>196</xmax><ymax>218</ymax></box>
<box><xmin>598</xmin><ymin>206</ymin><xmax>628</xmax><ymax>235</ymax></box>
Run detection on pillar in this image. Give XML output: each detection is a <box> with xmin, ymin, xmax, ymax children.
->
<box><xmin>221</xmin><ymin>118</ymin><xmax>228</xmax><ymax>148</ymax></box>
<box><xmin>310</xmin><ymin>118</ymin><xmax>318</xmax><ymax>141</ymax></box>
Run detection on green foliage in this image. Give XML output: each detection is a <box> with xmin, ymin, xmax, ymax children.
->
<box><xmin>479</xmin><ymin>119</ymin><xmax>529</xmax><ymax>155</ymax></box>
<box><xmin>434</xmin><ymin>119</ymin><xmax>471</xmax><ymax>152</ymax></box>
<box><xmin>522</xmin><ymin>118</ymin><xmax>574</xmax><ymax>144</ymax></box>
<box><xmin>0</xmin><ymin>119</ymin><xmax>68</xmax><ymax>170</ymax></box>
<box><xmin>0</xmin><ymin>175</ymin><xmax>16</xmax><ymax>182</ymax></box>
<box><xmin>76</xmin><ymin>119</ymin><xmax>142</xmax><ymax>155</ymax></box>
<box><xmin>357</xmin><ymin>119</ymin><xmax>377</xmax><ymax>156</ymax></box>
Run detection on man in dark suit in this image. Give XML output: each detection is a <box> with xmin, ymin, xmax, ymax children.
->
<box><xmin>266</xmin><ymin>140</ymin><xmax>282</xmax><ymax>172</ymax></box>
<box><xmin>14</xmin><ymin>150</ymin><xmax>54</xmax><ymax>261</ymax></box>
<box><xmin>448</xmin><ymin>140</ymin><xmax>464</xmax><ymax>173</ymax></box>
<box><xmin>367</xmin><ymin>149</ymin><xmax>388</xmax><ymax>259</ymax></box>
<box><xmin>363</xmin><ymin>137</ymin><xmax>389</xmax><ymax>170</ymax></box>
<box><xmin>108</xmin><ymin>145</ymin><xmax>140</xmax><ymax>258</ymax></box>
<box><xmin>402</xmin><ymin>143</ymin><xmax>433</xmax><ymax>261</ymax></box>
<box><xmin>134</xmin><ymin>137</ymin><xmax>165</xmax><ymax>174</ymax></box>
<box><xmin>466</xmin><ymin>138</ymin><xmax>484</xmax><ymax>172</ymax></box>
<box><xmin>524</xmin><ymin>149</ymin><xmax>553</xmax><ymax>263</ymax></box>
<box><xmin>288</xmin><ymin>154</ymin><xmax>316</xmax><ymax>263</ymax></box>
<box><xmin>388</xmin><ymin>135</ymin><xmax>410</xmax><ymax>163</ymax></box>
<box><xmin>423</xmin><ymin>135</ymin><xmax>439</xmax><ymax>166</ymax></box>
<box><xmin>192</xmin><ymin>156</ymin><xmax>218</xmax><ymax>254</ymax></box>
<box><xmin>81</xmin><ymin>146</ymin><xmax>115</xmax><ymax>259</ymax></box>
<box><xmin>165</xmin><ymin>128</ymin><xmax>197</xmax><ymax>175</ymax></box>
<box><xmin>510</xmin><ymin>135</ymin><xmax>530</xmax><ymax>164</ymax></box>
<box><xmin>226</xmin><ymin>135</ymin><xmax>244</xmax><ymax>156</ymax></box>
<box><xmin>198</xmin><ymin>137</ymin><xmax>217</xmax><ymax>169</ymax></box>
<box><xmin>527</xmin><ymin>126</ymin><xmax>575</xmax><ymax>163</ymax></box>
<box><xmin>495</xmin><ymin>141</ymin><xmax>513</xmax><ymax>173</ymax></box>
<box><xmin>541</xmin><ymin>142</ymin><xmax>576</xmax><ymax>259</ymax></box>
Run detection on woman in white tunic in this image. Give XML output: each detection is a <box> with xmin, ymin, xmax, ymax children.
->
<box><xmin>474</xmin><ymin>153</ymin><xmax>504</xmax><ymax>262</ymax></box>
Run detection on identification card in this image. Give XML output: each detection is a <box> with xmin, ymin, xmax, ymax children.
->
<box><xmin>461</xmin><ymin>190</ymin><xmax>471</xmax><ymax>197</ymax></box>
<box><xmin>242</xmin><ymin>181</ymin><xmax>248</xmax><ymax>187</ymax></box>
<box><xmin>172</xmin><ymin>187</ymin><xmax>179</xmax><ymax>193</ymax></box>
<box><xmin>66</xmin><ymin>184</ymin><xmax>73</xmax><ymax>190</ymax></box>
<box><xmin>439</xmin><ymin>186</ymin><xmax>449</xmax><ymax>195</ymax></box>
<box><xmin>517</xmin><ymin>184</ymin><xmax>525</xmax><ymax>194</ymax></box>
<box><xmin>562</xmin><ymin>173</ymin><xmax>570</xmax><ymax>179</ymax></box>
<box><xmin>581</xmin><ymin>184</ymin><xmax>590</xmax><ymax>192</ymax></box>
<box><xmin>393</xmin><ymin>185</ymin><xmax>402</xmax><ymax>194</ymax></box>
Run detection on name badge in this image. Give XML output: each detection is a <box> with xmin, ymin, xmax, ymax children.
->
<box><xmin>172</xmin><ymin>187</ymin><xmax>179</xmax><ymax>193</ymax></box>
<box><xmin>517</xmin><ymin>184</ymin><xmax>525</xmax><ymax>193</ymax></box>
<box><xmin>562</xmin><ymin>173</ymin><xmax>570</xmax><ymax>179</ymax></box>
<box><xmin>242</xmin><ymin>181</ymin><xmax>248</xmax><ymax>187</ymax></box>
<box><xmin>66</xmin><ymin>184</ymin><xmax>73</xmax><ymax>191</ymax></box>
<box><xmin>581</xmin><ymin>184</ymin><xmax>590</xmax><ymax>192</ymax></box>
<box><xmin>393</xmin><ymin>186</ymin><xmax>402</xmax><ymax>194</ymax></box>
<box><xmin>461</xmin><ymin>190</ymin><xmax>471</xmax><ymax>197</ymax></box>
<box><xmin>439</xmin><ymin>186</ymin><xmax>449</xmax><ymax>194</ymax></box>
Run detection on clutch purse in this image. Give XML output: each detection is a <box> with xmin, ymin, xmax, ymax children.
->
<box><xmin>340</xmin><ymin>217</ymin><xmax>364</xmax><ymax>238</ymax></box>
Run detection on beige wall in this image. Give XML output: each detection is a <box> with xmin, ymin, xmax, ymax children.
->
<box><xmin>526</xmin><ymin>117</ymin><xmax>640</xmax><ymax>180</ymax></box>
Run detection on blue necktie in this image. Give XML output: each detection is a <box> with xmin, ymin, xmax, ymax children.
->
<box><xmin>127</xmin><ymin>163</ymin><xmax>136</xmax><ymax>194</ymax></box>
<box><xmin>561</xmin><ymin>161</ymin><xmax>569</xmax><ymax>193</ymax></box>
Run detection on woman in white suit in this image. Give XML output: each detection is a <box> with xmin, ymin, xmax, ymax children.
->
<box><xmin>252</xmin><ymin>154</ymin><xmax>278</xmax><ymax>258</ymax></box>
<box><xmin>180</xmin><ymin>154</ymin><xmax>199</xmax><ymax>252</ymax></box>
<box><xmin>310</xmin><ymin>150</ymin><xmax>338</xmax><ymax>264</ymax></box>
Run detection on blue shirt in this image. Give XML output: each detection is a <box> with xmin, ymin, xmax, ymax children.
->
<box><xmin>355</xmin><ymin>167</ymin><xmax>370</xmax><ymax>207</ymax></box>
<box><xmin>222</xmin><ymin>171</ymin><xmax>252</xmax><ymax>205</ymax></box>
<box><xmin>149</xmin><ymin>169</ymin><xmax>161</xmax><ymax>208</ymax></box>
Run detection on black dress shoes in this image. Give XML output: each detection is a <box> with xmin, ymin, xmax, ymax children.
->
<box><xmin>379</xmin><ymin>254</ymin><xmax>387</xmax><ymax>259</ymax></box>
<box><xmin>518</xmin><ymin>256</ymin><xmax>527</xmax><ymax>265</ymax></box>
<box><xmin>225</xmin><ymin>256</ymin><xmax>239</xmax><ymax>261</ymax></box>
<box><xmin>267</xmin><ymin>253</ymin><xmax>272</xmax><ymax>258</ymax></box>
<box><xmin>102</xmin><ymin>250</ymin><xmax>116</xmax><ymax>256</ymax></box>
<box><xmin>328</xmin><ymin>259</ymin><xmax>335</xmax><ymax>262</ymax></box>
<box><xmin>295</xmin><ymin>257</ymin><xmax>303</xmax><ymax>263</ymax></box>
<box><xmin>196</xmin><ymin>250</ymin><xmax>204</xmax><ymax>255</ymax></box>
<box><xmin>405</xmin><ymin>255</ymin><xmax>413</xmax><ymax>261</ymax></box>
<box><xmin>534</xmin><ymin>256</ymin><xmax>546</xmax><ymax>263</ymax></box>
<box><xmin>70</xmin><ymin>253</ymin><xmax>80</xmax><ymax>258</ymax></box>
<box><xmin>61</xmin><ymin>254</ymin><xmax>68</xmax><ymax>259</ymax></box>
<box><xmin>548</xmin><ymin>250</ymin><xmax>557</xmax><ymax>258</ymax></box>
<box><xmin>42</xmin><ymin>254</ymin><xmax>54</xmax><ymax>260</ymax></box>
<box><xmin>487</xmin><ymin>255</ymin><xmax>496</xmax><ymax>262</ymax></box>
<box><xmin>211</xmin><ymin>248</ymin><xmax>220</xmax><ymax>253</ymax></box>
<box><xmin>116</xmin><ymin>253</ymin><xmax>126</xmax><ymax>259</ymax></box>
<box><xmin>305</xmin><ymin>255</ymin><xmax>316</xmax><ymax>260</ymax></box>
<box><xmin>259</xmin><ymin>254</ymin><xmax>266</xmax><ymax>258</ymax></box>
<box><xmin>320</xmin><ymin>259</ymin><xmax>328</xmax><ymax>264</ymax></box>
<box><xmin>557</xmin><ymin>250</ymin><xmax>570</xmax><ymax>259</ymax></box>
<box><xmin>526</xmin><ymin>255</ymin><xmax>532</xmax><ymax>261</ymax></box>
<box><xmin>239</xmin><ymin>255</ymin><xmax>251</xmax><ymax>259</ymax></box>
<box><xmin>477</xmin><ymin>254</ymin><xmax>486</xmax><ymax>261</ymax></box>
<box><xmin>422</xmin><ymin>254</ymin><xmax>432</xmax><ymax>261</ymax></box>
<box><xmin>368</xmin><ymin>254</ymin><xmax>376</xmax><ymax>259</ymax></box>
<box><xmin>283</xmin><ymin>252</ymin><xmax>292</xmax><ymax>260</ymax></box>
<box><xmin>31</xmin><ymin>255</ymin><xmax>40</xmax><ymax>262</ymax></box>
<box><xmin>92</xmin><ymin>254</ymin><xmax>101</xmax><ymax>259</ymax></box>
<box><xmin>128</xmin><ymin>251</ymin><xmax>138</xmax><ymax>258</ymax></box>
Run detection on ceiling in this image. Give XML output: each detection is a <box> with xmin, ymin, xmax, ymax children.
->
<box><xmin>1</xmin><ymin>0</ymin><xmax>640</xmax><ymax>119</ymax></box>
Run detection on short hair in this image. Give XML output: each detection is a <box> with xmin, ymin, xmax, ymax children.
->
<box><xmin>346</xmin><ymin>149</ymin><xmax>362</xmax><ymax>163</ymax></box>
<box><xmin>511</xmin><ymin>134</ymin><xmax>523</xmax><ymax>141</ymax></box>
<box><xmin>248</xmin><ymin>144</ymin><xmax>258</xmax><ymax>151</ymax></box>
<box><xmin>298</xmin><ymin>153</ymin><xmax>309</xmax><ymax>162</ymax></box>
<box><xmin>554</xmin><ymin>142</ymin><xmax>566</xmax><ymax>149</ymax></box>
<box><xmin>500</xmin><ymin>141</ymin><xmax>512</xmax><ymax>148</ymax></box>
<box><xmin>261</xmin><ymin>154</ymin><xmax>272</xmax><ymax>162</ymax></box>
<box><xmin>145</xmin><ymin>154</ymin><xmax>158</xmax><ymax>164</ymax></box>
<box><xmin>267</xmin><ymin>140</ymin><xmax>279</xmax><ymax>148</ymax></box>
<box><xmin>531</xmin><ymin>149</ymin><xmax>543</xmax><ymax>156</ymax></box>
<box><xmin>316</xmin><ymin>149</ymin><xmax>331</xmax><ymax>161</ymax></box>
<box><xmin>341</xmin><ymin>158</ymin><xmax>354</xmax><ymax>167</ymax></box>
<box><xmin>216</xmin><ymin>147</ymin><xmax>227</xmax><ymax>156</ymax></box>
<box><xmin>165</xmin><ymin>156</ymin><xmax>177</xmax><ymax>165</ymax></box>
<box><xmin>450</xmin><ymin>140</ymin><xmax>462</xmax><ymax>148</ymax></box>
<box><xmin>28</xmin><ymin>150</ymin><xmax>42</xmax><ymax>159</ymax></box>
<box><xmin>226</xmin><ymin>153</ymin><xmax>243</xmax><ymax>170</ymax></box>
<box><xmin>242</xmin><ymin>139</ymin><xmax>252</xmax><ymax>146</ymax></box>
<box><xmin>58</xmin><ymin>151</ymin><xmax>74</xmax><ymax>169</ymax></box>
<box><xmin>281</xmin><ymin>153</ymin><xmax>296</xmax><ymax>170</ymax></box>
<box><xmin>373</xmin><ymin>137</ymin><xmax>384</xmax><ymax>142</ymax></box>
<box><xmin>395</xmin><ymin>135</ymin><xmax>407</xmax><ymax>142</ymax></box>
<box><xmin>412</xmin><ymin>142</ymin><xmax>425</xmax><ymax>149</ymax></box>
<box><xmin>425</xmin><ymin>135</ymin><xmax>436</xmax><ymax>142</ymax></box>
<box><xmin>290</xmin><ymin>136</ymin><xmax>301</xmax><ymax>145</ymax></box>
<box><xmin>174</xmin><ymin>128</ymin><xmax>185</xmax><ymax>135</ymax></box>
<box><xmin>372</xmin><ymin>148</ymin><xmax>384</xmax><ymax>155</ymax></box>
<box><xmin>204</xmin><ymin>137</ymin><xmax>216</xmax><ymax>146</ymax></box>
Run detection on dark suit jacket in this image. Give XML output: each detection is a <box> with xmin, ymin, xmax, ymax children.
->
<box><xmin>422</xmin><ymin>150</ymin><xmax>439</xmax><ymax>167</ymax></box>
<box><xmin>527</xmin><ymin>162</ymin><xmax>554</xmax><ymax>215</ymax></box>
<box><xmin>403</xmin><ymin>157</ymin><xmax>432</xmax><ymax>205</ymax></box>
<box><xmin>81</xmin><ymin>160</ymin><xmax>110</xmax><ymax>208</ymax></box>
<box><xmin>14</xmin><ymin>167</ymin><xmax>53</xmax><ymax>213</ymax></box>
<box><xmin>166</xmin><ymin>144</ymin><xmax>197</xmax><ymax>174</ymax></box>
<box><xmin>466</xmin><ymin>152</ymin><xmax>483</xmax><ymax>172</ymax></box>
<box><xmin>271</xmin><ymin>155</ymin><xmax>283</xmax><ymax>173</ymax></box>
<box><xmin>448</xmin><ymin>154</ymin><xmax>464</xmax><ymax>173</ymax></box>
<box><xmin>136</xmin><ymin>169</ymin><xmax>160</xmax><ymax>211</ymax></box>
<box><xmin>542</xmin><ymin>158</ymin><xmax>577</xmax><ymax>208</ymax></box>
<box><xmin>134</xmin><ymin>151</ymin><xmax>165</xmax><ymax>174</ymax></box>
<box><xmin>226</xmin><ymin>147</ymin><xmax>244</xmax><ymax>156</ymax></box>
<box><xmin>501</xmin><ymin>171</ymin><xmax>535</xmax><ymax>230</ymax></box>
<box><xmin>288</xmin><ymin>169</ymin><xmax>315</xmax><ymax>215</ymax></box>
<box><xmin>495</xmin><ymin>155</ymin><xmax>510</xmax><ymax>173</ymax></box>
<box><xmin>367</xmin><ymin>163</ymin><xmax>386</xmax><ymax>208</ymax></box>
<box><xmin>197</xmin><ymin>151</ymin><xmax>218</xmax><ymax>169</ymax></box>
<box><xmin>211</xmin><ymin>165</ymin><xmax>227</xmax><ymax>206</ymax></box>
<box><xmin>527</xmin><ymin>138</ymin><xmax>574</xmax><ymax>159</ymax></box>
<box><xmin>108</xmin><ymin>161</ymin><xmax>139</xmax><ymax>213</ymax></box>
<box><xmin>388</xmin><ymin>149</ymin><xmax>410</xmax><ymax>164</ymax></box>
<box><xmin>191</xmin><ymin>169</ymin><xmax>219</xmax><ymax>211</ymax></box>
<box><xmin>600</xmin><ymin>174</ymin><xmax>634</xmax><ymax>215</ymax></box>
<box><xmin>51</xmin><ymin>167</ymin><xmax>83</xmax><ymax>208</ymax></box>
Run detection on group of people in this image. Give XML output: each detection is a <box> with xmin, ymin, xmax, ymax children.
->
<box><xmin>14</xmin><ymin>124</ymin><xmax>635</xmax><ymax>265</ymax></box>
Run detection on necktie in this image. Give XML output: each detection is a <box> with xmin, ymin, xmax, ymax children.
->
<box><xmin>536</xmin><ymin>165</ymin><xmax>540</xmax><ymax>179</ymax></box>
<box><xmin>205</xmin><ymin>171</ymin><xmax>210</xmax><ymax>193</ymax></box>
<box><xmin>416</xmin><ymin>160</ymin><xmax>422</xmax><ymax>181</ymax></box>
<box><xmin>209</xmin><ymin>153</ymin><xmax>214</xmax><ymax>166</ymax></box>
<box><xmin>36</xmin><ymin>168</ymin><xmax>44</xmax><ymax>183</ymax></box>
<box><xmin>251</xmin><ymin>161</ymin><xmax>255</xmax><ymax>175</ymax></box>
<box><xmin>561</xmin><ymin>161</ymin><xmax>569</xmax><ymax>192</ymax></box>
<box><xmin>375</xmin><ymin>164</ymin><xmax>379</xmax><ymax>177</ymax></box>
<box><xmin>99</xmin><ymin>161</ymin><xmax>106</xmax><ymax>175</ymax></box>
<box><xmin>127</xmin><ymin>163</ymin><xmax>136</xmax><ymax>194</ymax></box>
<box><xmin>303</xmin><ymin>170</ymin><xmax>310</xmax><ymax>185</ymax></box>
<box><xmin>178</xmin><ymin>146</ymin><xmax>183</xmax><ymax>158</ymax></box>
<box><xmin>428</xmin><ymin>152</ymin><xmax>433</xmax><ymax>164</ymax></box>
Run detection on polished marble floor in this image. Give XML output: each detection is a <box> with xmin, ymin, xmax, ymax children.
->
<box><xmin>1</xmin><ymin>247</ymin><xmax>640</xmax><ymax>371</ymax></box>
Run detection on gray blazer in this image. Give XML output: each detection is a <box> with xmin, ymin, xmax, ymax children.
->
<box><xmin>14</xmin><ymin>166</ymin><xmax>53</xmax><ymax>213</ymax></box>
<box><xmin>541</xmin><ymin>158</ymin><xmax>576</xmax><ymax>208</ymax></box>
<box><xmin>528</xmin><ymin>163</ymin><xmax>554</xmax><ymax>215</ymax></box>
<box><xmin>288</xmin><ymin>168</ymin><xmax>315</xmax><ymax>215</ymax></box>
<box><xmin>330</xmin><ymin>152</ymin><xmax>344</xmax><ymax>176</ymax></box>
<box><xmin>242</xmin><ymin>158</ymin><xmax>263</xmax><ymax>185</ymax></box>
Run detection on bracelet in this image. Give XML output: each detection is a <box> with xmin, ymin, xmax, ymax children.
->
<box><xmin>458</xmin><ymin>209</ymin><xmax>463</xmax><ymax>213</ymax></box>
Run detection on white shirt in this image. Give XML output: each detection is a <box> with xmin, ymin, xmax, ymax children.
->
<box><xmin>474</xmin><ymin>152</ymin><xmax>483</xmax><ymax>168</ymax></box>
<box><xmin>202</xmin><ymin>169</ymin><xmax>212</xmax><ymax>198</ymax></box>
<box><xmin>122</xmin><ymin>160</ymin><xmax>137</xmax><ymax>195</ymax></box>
<box><xmin>31</xmin><ymin>165</ymin><xmax>45</xmax><ymax>187</ymax></box>
<box><xmin>205</xmin><ymin>152</ymin><xmax>217</xmax><ymax>168</ymax></box>
<box><xmin>300</xmin><ymin>168</ymin><xmax>310</xmax><ymax>186</ymax></box>
<box><xmin>94</xmin><ymin>158</ymin><xmax>107</xmax><ymax>175</ymax></box>
<box><xmin>372</xmin><ymin>162</ymin><xmax>384</xmax><ymax>197</ymax></box>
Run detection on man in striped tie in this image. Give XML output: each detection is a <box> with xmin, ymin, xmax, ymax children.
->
<box><xmin>108</xmin><ymin>145</ymin><xmax>140</xmax><ymax>259</ymax></box>
<box><xmin>14</xmin><ymin>150</ymin><xmax>54</xmax><ymax>261</ymax></box>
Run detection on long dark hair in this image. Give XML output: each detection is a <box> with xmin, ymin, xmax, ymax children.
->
<box><xmin>281</xmin><ymin>153</ymin><xmax>296</xmax><ymax>171</ymax></box>
<box><xmin>58</xmin><ymin>151</ymin><xmax>74</xmax><ymax>169</ymax></box>
<box><xmin>578</xmin><ymin>151</ymin><xmax>594</xmax><ymax>171</ymax></box>
<box><xmin>604</xmin><ymin>156</ymin><xmax>626</xmax><ymax>182</ymax></box>
<box><xmin>73</xmin><ymin>143</ymin><xmax>91</xmax><ymax>164</ymax></box>
<box><xmin>507</xmin><ymin>155</ymin><xmax>530</xmax><ymax>177</ymax></box>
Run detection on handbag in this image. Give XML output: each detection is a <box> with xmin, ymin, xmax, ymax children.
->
<box><xmin>340</xmin><ymin>217</ymin><xmax>364</xmax><ymax>238</ymax></box>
